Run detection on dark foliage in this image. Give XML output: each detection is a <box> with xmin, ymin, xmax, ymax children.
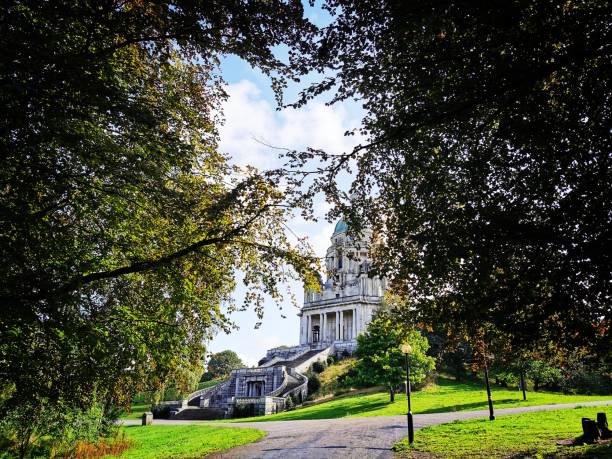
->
<box><xmin>150</xmin><ymin>405</ymin><xmax>171</xmax><ymax>420</ymax></box>
<box><xmin>311</xmin><ymin>360</ymin><xmax>327</xmax><ymax>374</ymax></box>
<box><xmin>0</xmin><ymin>1</ymin><xmax>317</xmax><ymax>455</ymax></box>
<box><xmin>287</xmin><ymin>0</ymin><xmax>612</xmax><ymax>357</ymax></box>
<box><xmin>307</xmin><ymin>373</ymin><xmax>321</xmax><ymax>395</ymax></box>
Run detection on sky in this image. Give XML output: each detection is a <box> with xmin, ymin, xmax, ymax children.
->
<box><xmin>206</xmin><ymin>6</ymin><xmax>365</xmax><ymax>366</ymax></box>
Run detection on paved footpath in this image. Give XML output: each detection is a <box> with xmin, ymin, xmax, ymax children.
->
<box><xmin>123</xmin><ymin>400</ymin><xmax>612</xmax><ymax>459</ymax></box>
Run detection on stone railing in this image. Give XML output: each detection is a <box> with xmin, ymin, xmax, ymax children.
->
<box><xmin>258</xmin><ymin>356</ymin><xmax>284</xmax><ymax>367</ymax></box>
<box><xmin>268</xmin><ymin>375</ymin><xmax>289</xmax><ymax>397</ymax></box>
<box><xmin>265</xmin><ymin>345</ymin><xmax>311</xmax><ymax>361</ymax></box>
<box><xmin>186</xmin><ymin>380</ymin><xmax>228</xmax><ymax>405</ymax></box>
<box><xmin>286</xmin><ymin>368</ymin><xmax>309</xmax><ymax>400</ymax></box>
<box><xmin>233</xmin><ymin>367</ymin><xmax>272</xmax><ymax>375</ymax></box>
<box><xmin>159</xmin><ymin>399</ymin><xmax>187</xmax><ymax>408</ymax></box>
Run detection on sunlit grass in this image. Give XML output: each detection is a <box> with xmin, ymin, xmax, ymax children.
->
<box><xmin>110</xmin><ymin>425</ymin><xmax>265</xmax><ymax>458</ymax></box>
<box><xmin>227</xmin><ymin>376</ymin><xmax>612</xmax><ymax>422</ymax></box>
<box><xmin>394</xmin><ymin>406</ymin><xmax>612</xmax><ymax>458</ymax></box>
<box><xmin>120</xmin><ymin>403</ymin><xmax>150</xmax><ymax>420</ymax></box>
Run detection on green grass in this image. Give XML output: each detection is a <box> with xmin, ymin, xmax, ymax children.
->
<box><xmin>197</xmin><ymin>378</ymin><xmax>224</xmax><ymax>391</ymax></box>
<box><xmin>227</xmin><ymin>376</ymin><xmax>612</xmax><ymax>422</ymax></box>
<box><xmin>120</xmin><ymin>403</ymin><xmax>150</xmax><ymax>420</ymax></box>
<box><xmin>394</xmin><ymin>406</ymin><xmax>612</xmax><ymax>458</ymax></box>
<box><xmin>317</xmin><ymin>357</ymin><xmax>358</xmax><ymax>395</ymax></box>
<box><xmin>111</xmin><ymin>425</ymin><xmax>265</xmax><ymax>458</ymax></box>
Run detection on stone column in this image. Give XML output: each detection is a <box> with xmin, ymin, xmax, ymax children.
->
<box><xmin>340</xmin><ymin>310</ymin><xmax>344</xmax><ymax>341</ymax></box>
<box><xmin>323</xmin><ymin>313</ymin><xmax>327</xmax><ymax>341</ymax></box>
<box><xmin>307</xmin><ymin>314</ymin><xmax>311</xmax><ymax>343</ymax></box>
<box><xmin>299</xmin><ymin>314</ymin><xmax>305</xmax><ymax>344</ymax></box>
<box><xmin>335</xmin><ymin>311</ymin><xmax>339</xmax><ymax>341</ymax></box>
<box><xmin>352</xmin><ymin>308</ymin><xmax>356</xmax><ymax>339</ymax></box>
<box><xmin>319</xmin><ymin>313</ymin><xmax>323</xmax><ymax>342</ymax></box>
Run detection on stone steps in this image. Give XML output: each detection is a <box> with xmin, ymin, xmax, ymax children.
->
<box><xmin>274</xmin><ymin>349</ymin><xmax>325</xmax><ymax>368</ymax></box>
<box><xmin>170</xmin><ymin>407</ymin><xmax>225</xmax><ymax>420</ymax></box>
<box><xmin>280</xmin><ymin>375</ymin><xmax>303</xmax><ymax>397</ymax></box>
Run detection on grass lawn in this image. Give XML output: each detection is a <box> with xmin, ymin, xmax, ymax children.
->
<box><xmin>227</xmin><ymin>376</ymin><xmax>612</xmax><ymax>422</ymax></box>
<box><xmin>197</xmin><ymin>378</ymin><xmax>224</xmax><ymax>391</ymax></box>
<box><xmin>394</xmin><ymin>406</ymin><xmax>612</xmax><ymax>458</ymax></box>
<box><xmin>120</xmin><ymin>403</ymin><xmax>150</xmax><ymax>420</ymax></box>
<box><xmin>318</xmin><ymin>357</ymin><xmax>358</xmax><ymax>395</ymax></box>
<box><xmin>111</xmin><ymin>425</ymin><xmax>265</xmax><ymax>458</ymax></box>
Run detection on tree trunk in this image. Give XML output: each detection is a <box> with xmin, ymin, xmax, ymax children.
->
<box><xmin>533</xmin><ymin>380</ymin><xmax>539</xmax><ymax>392</ymax></box>
<box><xmin>389</xmin><ymin>387</ymin><xmax>395</xmax><ymax>402</ymax></box>
<box><xmin>597</xmin><ymin>412</ymin><xmax>612</xmax><ymax>439</ymax></box>
<box><xmin>582</xmin><ymin>418</ymin><xmax>601</xmax><ymax>443</ymax></box>
<box><xmin>519</xmin><ymin>370</ymin><xmax>527</xmax><ymax>401</ymax></box>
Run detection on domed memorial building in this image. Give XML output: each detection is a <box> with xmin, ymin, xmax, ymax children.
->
<box><xmin>299</xmin><ymin>219</ymin><xmax>387</xmax><ymax>354</ymax></box>
<box><xmin>178</xmin><ymin>221</ymin><xmax>387</xmax><ymax>419</ymax></box>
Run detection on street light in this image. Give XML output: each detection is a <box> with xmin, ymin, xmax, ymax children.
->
<box><xmin>401</xmin><ymin>343</ymin><xmax>414</xmax><ymax>445</ymax></box>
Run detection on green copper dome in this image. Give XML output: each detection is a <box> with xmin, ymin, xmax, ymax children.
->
<box><xmin>333</xmin><ymin>219</ymin><xmax>348</xmax><ymax>234</ymax></box>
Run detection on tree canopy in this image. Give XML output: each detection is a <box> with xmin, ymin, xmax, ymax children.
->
<box><xmin>206</xmin><ymin>350</ymin><xmax>245</xmax><ymax>380</ymax></box>
<box><xmin>0</xmin><ymin>1</ymin><xmax>318</xmax><ymax>448</ymax></box>
<box><xmin>353</xmin><ymin>311</ymin><xmax>435</xmax><ymax>402</ymax></box>
<box><xmin>287</xmin><ymin>0</ymin><xmax>611</xmax><ymax>356</ymax></box>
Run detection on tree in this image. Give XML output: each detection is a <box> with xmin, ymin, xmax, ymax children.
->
<box><xmin>526</xmin><ymin>360</ymin><xmax>562</xmax><ymax>392</ymax></box>
<box><xmin>285</xmin><ymin>0</ymin><xmax>611</xmax><ymax>356</ymax></box>
<box><xmin>353</xmin><ymin>311</ymin><xmax>435</xmax><ymax>402</ymax></box>
<box><xmin>0</xmin><ymin>1</ymin><xmax>317</xmax><ymax>454</ymax></box>
<box><xmin>206</xmin><ymin>351</ymin><xmax>245</xmax><ymax>379</ymax></box>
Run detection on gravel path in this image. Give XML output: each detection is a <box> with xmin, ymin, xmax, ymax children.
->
<box><xmin>122</xmin><ymin>400</ymin><xmax>612</xmax><ymax>459</ymax></box>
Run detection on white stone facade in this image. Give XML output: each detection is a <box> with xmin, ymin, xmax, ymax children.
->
<box><xmin>298</xmin><ymin>220</ymin><xmax>386</xmax><ymax>353</ymax></box>
<box><xmin>185</xmin><ymin>220</ymin><xmax>387</xmax><ymax>418</ymax></box>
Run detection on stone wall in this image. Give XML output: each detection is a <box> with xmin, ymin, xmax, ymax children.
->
<box><xmin>265</xmin><ymin>345</ymin><xmax>310</xmax><ymax>361</ymax></box>
<box><xmin>332</xmin><ymin>340</ymin><xmax>358</xmax><ymax>358</ymax></box>
<box><xmin>234</xmin><ymin>396</ymin><xmax>286</xmax><ymax>417</ymax></box>
<box><xmin>292</xmin><ymin>346</ymin><xmax>333</xmax><ymax>373</ymax></box>
<box><xmin>232</xmin><ymin>366</ymin><xmax>286</xmax><ymax>398</ymax></box>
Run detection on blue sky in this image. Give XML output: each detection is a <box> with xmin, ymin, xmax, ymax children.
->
<box><xmin>207</xmin><ymin>4</ymin><xmax>365</xmax><ymax>366</ymax></box>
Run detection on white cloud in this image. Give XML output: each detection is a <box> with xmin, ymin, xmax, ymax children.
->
<box><xmin>219</xmin><ymin>79</ymin><xmax>363</xmax><ymax>170</ymax></box>
<box><xmin>209</xmin><ymin>79</ymin><xmax>363</xmax><ymax>364</ymax></box>
<box><xmin>219</xmin><ymin>79</ymin><xmax>363</xmax><ymax>256</ymax></box>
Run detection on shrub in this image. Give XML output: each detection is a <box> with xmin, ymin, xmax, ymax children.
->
<box><xmin>311</xmin><ymin>360</ymin><xmax>326</xmax><ymax>374</ymax></box>
<box><xmin>150</xmin><ymin>404</ymin><xmax>171</xmax><ymax>419</ymax></box>
<box><xmin>233</xmin><ymin>404</ymin><xmax>255</xmax><ymax>418</ymax></box>
<box><xmin>559</xmin><ymin>358</ymin><xmax>612</xmax><ymax>395</ymax></box>
<box><xmin>307</xmin><ymin>373</ymin><xmax>321</xmax><ymax>395</ymax></box>
<box><xmin>73</xmin><ymin>431</ymin><xmax>132</xmax><ymax>459</ymax></box>
<box><xmin>490</xmin><ymin>367</ymin><xmax>519</xmax><ymax>387</ymax></box>
<box><xmin>0</xmin><ymin>399</ymin><xmax>116</xmax><ymax>458</ymax></box>
<box><xmin>326</xmin><ymin>355</ymin><xmax>336</xmax><ymax>366</ymax></box>
<box><xmin>526</xmin><ymin>360</ymin><xmax>562</xmax><ymax>391</ymax></box>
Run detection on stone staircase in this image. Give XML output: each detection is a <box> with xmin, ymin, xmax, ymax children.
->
<box><xmin>274</xmin><ymin>349</ymin><xmax>324</xmax><ymax>369</ymax></box>
<box><xmin>280</xmin><ymin>374</ymin><xmax>303</xmax><ymax>398</ymax></box>
<box><xmin>169</xmin><ymin>406</ymin><xmax>225</xmax><ymax>420</ymax></box>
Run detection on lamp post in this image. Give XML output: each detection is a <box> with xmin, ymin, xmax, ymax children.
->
<box><xmin>519</xmin><ymin>361</ymin><xmax>527</xmax><ymax>401</ymax></box>
<box><xmin>401</xmin><ymin>343</ymin><xmax>414</xmax><ymax>444</ymax></box>
<box><xmin>483</xmin><ymin>353</ymin><xmax>495</xmax><ymax>421</ymax></box>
